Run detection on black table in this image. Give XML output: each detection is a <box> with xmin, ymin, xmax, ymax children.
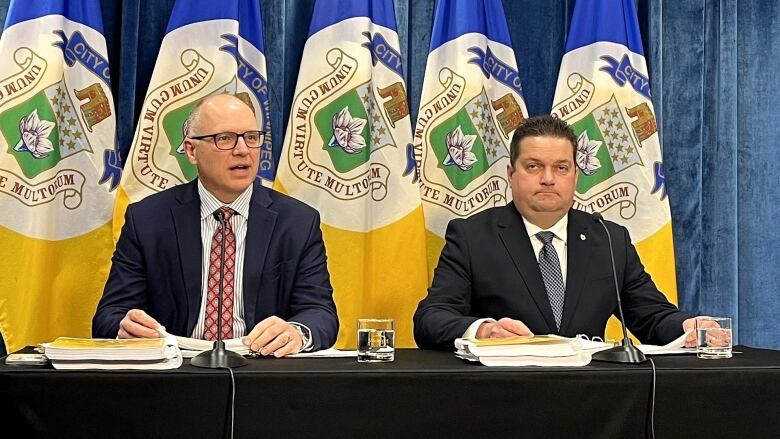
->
<box><xmin>2</xmin><ymin>347</ymin><xmax>779</xmax><ymax>438</ymax></box>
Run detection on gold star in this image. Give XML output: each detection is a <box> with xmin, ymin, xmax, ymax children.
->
<box><xmin>68</xmin><ymin>117</ymin><xmax>77</xmax><ymax>126</ymax></box>
<box><xmin>66</xmin><ymin>140</ymin><xmax>76</xmax><ymax>150</ymax></box>
<box><xmin>62</xmin><ymin>103</ymin><xmax>72</xmax><ymax>114</ymax></box>
<box><xmin>73</xmin><ymin>130</ymin><xmax>83</xmax><ymax>139</ymax></box>
<box><xmin>378</xmin><ymin>126</ymin><xmax>386</xmax><ymax>135</ymax></box>
<box><xmin>621</xmin><ymin>156</ymin><xmax>629</xmax><ymax>164</ymax></box>
<box><xmin>373</xmin><ymin>135</ymin><xmax>381</xmax><ymax>144</ymax></box>
<box><xmin>372</xmin><ymin>114</ymin><xmax>381</xmax><ymax>123</ymax></box>
<box><xmin>51</xmin><ymin>96</ymin><xmax>60</xmax><ymax>106</ymax></box>
<box><xmin>62</xmin><ymin>127</ymin><xmax>71</xmax><ymax>138</ymax></box>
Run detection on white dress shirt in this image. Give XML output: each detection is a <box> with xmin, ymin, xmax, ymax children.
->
<box><xmin>191</xmin><ymin>181</ymin><xmax>312</xmax><ymax>350</ymax></box>
<box><xmin>191</xmin><ymin>181</ymin><xmax>252</xmax><ymax>339</ymax></box>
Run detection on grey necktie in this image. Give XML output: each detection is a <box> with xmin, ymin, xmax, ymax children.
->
<box><xmin>536</xmin><ymin>231</ymin><xmax>565</xmax><ymax>330</ymax></box>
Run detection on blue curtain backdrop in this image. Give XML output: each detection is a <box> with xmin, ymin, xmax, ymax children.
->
<box><xmin>1</xmin><ymin>0</ymin><xmax>777</xmax><ymax>350</ymax></box>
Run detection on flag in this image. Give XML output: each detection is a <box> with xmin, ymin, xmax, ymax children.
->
<box><xmin>414</xmin><ymin>0</ymin><xmax>528</xmax><ymax>272</ymax></box>
<box><xmin>114</xmin><ymin>0</ymin><xmax>273</xmax><ymax>239</ymax></box>
<box><xmin>552</xmin><ymin>0</ymin><xmax>678</xmax><ymax>339</ymax></box>
<box><xmin>0</xmin><ymin>0</ymin><xmax>120</xmax><ymax>352</ymax></box>
<box><xmin>274</xmin><ymin>0</ymin><xmax>428</xmax><ymax>348</ymax></box>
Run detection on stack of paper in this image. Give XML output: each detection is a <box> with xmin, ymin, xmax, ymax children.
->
<box><xmin>455</xmin><ymin>332</ymin><xmax>697</xmax><ymax>367</ymax></box>
<box><xmin>454</xmin><ymin>335</ymin><xmax>595</xmax><ymax>367</ymax></box>
<box><xmin>42</xmin><ymin>336</ymin><xmax>182</xmax><ymax>370</ymax></box>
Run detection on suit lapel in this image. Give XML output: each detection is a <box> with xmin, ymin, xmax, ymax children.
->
<box><xmin>171</xmin><ymin>181</ymin><xmax>203</xmax><ymax>333</ymax></box>
<box><xmin>497</xmin><ymin>205</ymin><xmax>557</xmax><ymax>334</ymax></box>
<box><xmin>560</xmin><ymin>211</ymin><xmax>593</xmax><ymax>334</ymax></box>
<box><xmin>242</xmin><ymin>183</ymin><xmax>277</xmax><ymax>330</ymax></box>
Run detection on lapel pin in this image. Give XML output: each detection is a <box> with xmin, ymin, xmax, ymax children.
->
<box><xmin>580</xmin><ymin>234</ymin><xmax>586</xmax><ymax>241</ymax></box>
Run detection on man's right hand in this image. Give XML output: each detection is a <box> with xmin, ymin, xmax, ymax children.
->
<box><xmin>476</xmin><ymin>317</ymin><xmax>534</xmax><ymax>339</ymax></box>
<box><xmin>118</xmin><ymin>309</ymin><xmax>161</xmax><ymax>338</ymax></box>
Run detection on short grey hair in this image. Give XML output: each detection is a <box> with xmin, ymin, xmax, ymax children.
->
<box><xmin>185</xmin><ymin>93</ymin><xmax>255</xmax><ymax>136</ymax></box>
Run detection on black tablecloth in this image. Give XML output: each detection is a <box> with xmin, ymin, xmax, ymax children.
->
<box><xmin>2</xmin><ymin>346</ymin><xmax>779</xmax><ymax>438</ymax></box>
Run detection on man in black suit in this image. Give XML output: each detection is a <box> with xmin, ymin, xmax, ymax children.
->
<box><xmin>414</xmin><ymin>115</ymin><xmax>701</xmax><ymax>351</ymax></box>
<box><xmin>93</xmin><ymin>94</ymin><xmax>338</xmax><ymax>356</ymax></box>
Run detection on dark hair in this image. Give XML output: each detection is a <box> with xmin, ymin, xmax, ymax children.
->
<box><xmin>509</xmin><ymin>115</ymin><xmax>577</xmax><ymax>166</ymax></box>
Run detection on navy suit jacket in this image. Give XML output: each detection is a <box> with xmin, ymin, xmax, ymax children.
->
<box><xmin>414</xmin><ymin>204</ymin><xmax>688</xmax><ymax>350</ymax></box>
<box><xmin>93</xmin><ymin>180</ymin><xmax>338</xmax><ymax>350</ymax></box>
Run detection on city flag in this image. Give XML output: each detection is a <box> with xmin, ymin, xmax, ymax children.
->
<box><xmin>114</xmin><ymin>0</ymin><xmax>273</xmax><ymax>239</ymax></box>
<box><xmin>414</xmin><ymin>0</ymin><xmax>529</xmax><ymax>272</ymax></box>
<box><xmin>552</xmin><ymin>0</ymin><xmax>679</xmax><ymax>339</ymax></box>
<box><xmin>274</xmin><ymin>0</ymin><xmax>428</xmax><ymax>348</ymax></box>
<box><xmin>0</xmin><ymin>0</ymin><xmax>120</xmax><ymax>352</ymax></box>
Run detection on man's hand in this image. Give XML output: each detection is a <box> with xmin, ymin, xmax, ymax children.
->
<box><xmin>242</xmin><ymin>316</ymin><xmax>303</xmax><ymax>357</ymax></box>
<box><xmin>682</xmin><ymin>316</ymin><xmax>722</xmax><ymax>347</ymax></box>
<box><xmin>476</xmin><ymin>317</ymin><xmax>534</xmax><ymax>339</ymax></box>
<box><xmin>118</xmin><ymin>309</ymin><xmax>161</xmax><ymax>339</ymax></box>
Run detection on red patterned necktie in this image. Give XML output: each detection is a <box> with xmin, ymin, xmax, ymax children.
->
<box><xmin>203</xmin><ymin>207</ymin><xmax>236</xmax><ymax>340</ymax></box>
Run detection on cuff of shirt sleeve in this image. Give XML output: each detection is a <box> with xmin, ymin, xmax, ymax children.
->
<box><xmin>463</xmin><ymin>318</ymin><xmax>497</xmax><ymax>339</ymax></box>
<box><xmin>289</xmin><ymin>322</ymin><xmax>313</xmax><ymax>352</ymax></box>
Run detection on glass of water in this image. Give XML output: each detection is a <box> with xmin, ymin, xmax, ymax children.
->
<box><xmin>357</xmin><ymin>318</ymin><xmax>395</xmax><ymax>362</ymax></box>
<box><xmin>696</xmin><ymin>317</ymin><xmax>732</xmax><ymax>359</ymax></box>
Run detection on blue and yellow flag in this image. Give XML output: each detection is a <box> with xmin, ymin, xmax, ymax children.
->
<box><xmin>553</xmin><ymin>0</ymin><xmax>678</xmax><ymax>339</ymax></box>
<box><xmin>275</xmin><ymin>0</ymin><xmax>428</xmax><ymax>348</ymax></box>
<box><xmin>114</xmin><ymin>0</ymin><xmax>273</xmax><ymax>239</ymax></box>
<box><xmin>414</xmin><ymin>0</ymin><xmax>529</xmax><ymax>273</ymax></box>
<box><xmin>0</xmin><ymin>0</ymin><xmax>120</xmax><ymax>352</ymax></box>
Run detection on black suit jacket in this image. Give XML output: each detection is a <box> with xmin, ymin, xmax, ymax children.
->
<box><xmin>93</xmin><ymin>180</ymin><xmax>338</xmax><ymax>350</ymax></box>
<box><xmin>414</xmin><ymin>204</ymin><xmax>688</xmax><ymax>350</ymax></box>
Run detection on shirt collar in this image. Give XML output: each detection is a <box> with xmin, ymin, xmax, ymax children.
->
<box><xmin>522</xmin><ymin>213</ymin><xmax>568</xmax><ymax>244</ymax></box>
<box><xmin>197</xmin><ymin>180</ymin><xmax>253</xmax><ymax>221</ymax></box>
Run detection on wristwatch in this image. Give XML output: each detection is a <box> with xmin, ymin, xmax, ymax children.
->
<box><xmin>291</xmin><ymin>323</ymin><xmax>312</xmax><ymax>352</ymax></box>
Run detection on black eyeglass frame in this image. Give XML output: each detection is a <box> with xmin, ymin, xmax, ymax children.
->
<box><xmin>189</xmin><ymin>131</ymin><xmax>267</xmax><ymax>150</ymax></box>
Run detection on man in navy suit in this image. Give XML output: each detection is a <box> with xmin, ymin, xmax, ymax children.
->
<box><xmin>93</xmin><ymin>94</ymin><xmax>337</xmax><ymax>357</ymax></box>
<box><xmin>414</xmin><ymin>115</ymin><xmax>706</xmax><ymax>351</ymax></box>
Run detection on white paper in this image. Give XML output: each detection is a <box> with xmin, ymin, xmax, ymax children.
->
<box><xmin>636</xmin><ymin>331</ymin><xmax>696</xmax><ymax>355</ymax></box>
<box><xmin>157</xmin><ymin>328</ymin><xmax>251</xmax><ymax>356</ymax></box>
<box><xmin>288</xmin><ymin>348</ymin><xmax>357</xmax><ymax>358</ymax></box>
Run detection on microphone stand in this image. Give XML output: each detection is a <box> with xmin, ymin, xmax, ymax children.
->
<box><xmin>192</xmin><ymin>210</ymin><xmax>247</xmax><ymax>368</ymax></box>
<box><xmin>590</xmin><ymin>212</ymin><xmax>647</xmax><ymax>364</ymax></box>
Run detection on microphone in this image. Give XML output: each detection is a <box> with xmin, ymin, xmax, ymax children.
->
<box><xmin>191</xmin><ymin>209</ymin><xmax>247</xmax><ymax>368</ymax></box>
<box><xmin>590</xmin><ymin>212</ymin><xmax>647</xmax><ymax>364</ymax></box>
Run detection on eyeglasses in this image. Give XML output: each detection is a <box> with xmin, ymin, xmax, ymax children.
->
<box><xmin>189</xmin><ymin>131</ymin><xmax>266</xmax><ymax>150</ymax></box>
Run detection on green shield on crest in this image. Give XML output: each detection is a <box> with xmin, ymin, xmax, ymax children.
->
<box><xmin>1</xmin><ymin>80</ymin><xmax>91</xmax><ymax>179</ymax></box>
<box><xmin>570</xmin><ymin>95</ymin><xmax>643</xmax><ymax>194</ymax></box>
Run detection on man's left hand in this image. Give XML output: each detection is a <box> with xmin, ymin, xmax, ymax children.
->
<box><xmin>242</xmin><ymin>316</ymin><xmax>303</xmax><ymax>357</ymax></box>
